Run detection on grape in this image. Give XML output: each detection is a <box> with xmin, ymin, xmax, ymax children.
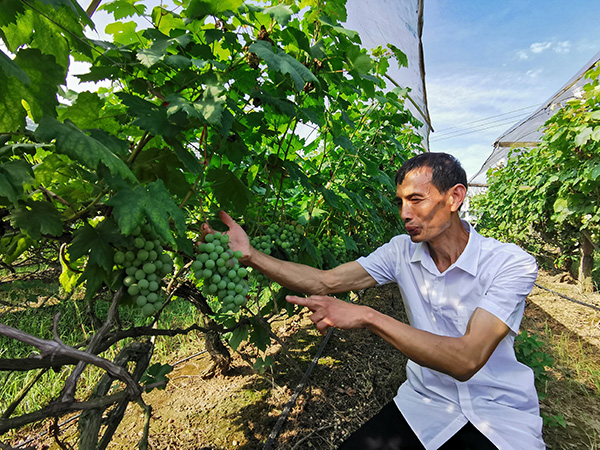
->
<box><xmin>123</xmin><ymin>275</ymin><xmax>136</xmax><ymax>287</ymax></box>
<box><xmin>114</xmin><ymin>251</ymin><xmax>125</xmax><ymax>265</ymax></box>
<box><xmin>204</xmin><ymin>234</ymin><xmax>215</xmax><ymax>243</ymax></box>
<box><xmin>191</xmin><ymin>260</ymin><xmax>203</xmax><ymax>271</ymax></box>
<box><xmin>147</xmin><ymin>292</ymin><xmax>159</xmax><ymax>303</ymax></box>
<box><xmin>143</xmin><ymin>262</ymin><xmax>156</xmax><ymax>274</ymax></box>
<box><xmin>148</xmin><ymin>281</ymin><xmax>159</xmax><ymax>291</ymax></box>
<box><xmin>144</xmin><ymin>241</ymin><xmax>155</xmax><ymax>251</ymax></box>
<box><xmin>135</xmin><ymin>269</ymin><xmax>146</xmax><ymax>280</ymax></box>
<box><xmin>136</xmin><ymin>295</ymin><xmax>147</xmax><ymax>307</ymax></box>
<box><xmin>138</xmin><ymin>279</ymin><xmax>150</xmax><ymax>290</ymax></box>
<box><xmin>128</xmin><ymin>284</ymin><xmax>140</xmax><ymax>296</ymax></box>
<box><xmin>142</xmin><ymin>303</ymin><xmax>155</xmax><ymax>317</ymax></box>
<box><xmin>134</xmin><ymin>237</ymin><xmax>145</xmax><ymax>249</ymax></box>
<box><xmin>137</xmin><ymin>249</ymin><xmax>149</xmax><ymax>261</ymax></box>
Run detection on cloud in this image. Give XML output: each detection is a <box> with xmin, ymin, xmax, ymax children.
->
<box><xmin>517</xmin><ymin>40</ymin><xmax>572</xmax><ymax>60</ymax></box>
<box><xmin>530</xmin><ymin>42</ymin><xmax>552</xmax><ymax>54</ymax></box>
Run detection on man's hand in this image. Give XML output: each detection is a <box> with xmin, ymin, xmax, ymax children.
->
<box><xmin>286</xmin><ymin>295</ymin><xmax>368</xmax><ymax>335</ymax></box>
<box><xmin>201</xmin><ymin>211</ymin><xmax>252</xmax><ymax>263</ymax></box>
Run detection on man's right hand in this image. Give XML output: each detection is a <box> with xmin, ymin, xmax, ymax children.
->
<box><xmin>200</xmin><ymin>211</ymin><xmax>252</xmax><ymax>263</ymax></box>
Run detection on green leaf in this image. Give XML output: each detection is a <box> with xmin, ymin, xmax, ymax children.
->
<box><xmin>105</xmin><ymin>20</ymin><xmax>140</xmax><ymax>45</ymax></box>
<box><xmin>248</xmin><ymin>318</ymin><xmax>270</xmax><ymax>351</ymax></box>
<box><xmin>248</xmin><ymin>40</ymin><xmax>318</xmax><ymax>92</ymax></box>
<box><xmin>99</xmin><ymin>0</ymin><xmax>147</xmax><ymax>20</ymax></box>
<box><xmin>387</xmin><ymin>43</ymin><xmax>408</xmax><ymax>68</ymax></box>
<box><xmin>34</xmin><ymin>117</ymin><xmax>136</xmax><ymax>182</ymax></box>
<box><xmin>185</xmin><ymin>0</ymin><xmax>244</xmax><ymax>19</ymax></box>
<box><xmin>10</xmin><ymin>200</ymin><xmax>63</xmax><ymax>240</ymax></box>
<box><xmin>264</xmin><ymin>5</ymin><xmax>293</xmax><ymax>26</ymax></box>
<box><xmin>342</xmin><ymin>235</ymin><xmax>358</xmax><ymax>253</ymax></box>
<box><xmin>78</xmin><ymin>260</ymin><xmax>110</xmax><ymax>300</ymax></box>
<box><xmin>229</xmin><ymin>324</ymin><xmax>248</xmax><ymax>351</ymax></box>
<box><xmin>346</xmin><ymin>46</ymin><xmax>373</xmax><ymax>74</ymax></box>
<box><xmin>592</xmin><ymin>164</ymin><xmax>600</xmax><ymax>180</ymax></box>
<box><xmin>195</xmin><ymin>84</ymin><xmax>226</xmax><ymax>126</ymax></box>
<box><xmin>0</xmin><ymin>160</ymin><xmax>34</xmax><ymax>205</ymax></box>
<box><xmin>106</xmin><ymin>180</ymin><xmax>186</xmax><ymax>245</ymax></box>
<box><xmin>206</xmin><ymin>167</ymin><xmax>252</xmax><ymax>214</ymax></box>
<box><xmin>575</xmin><ymin>127</ymin><xmax>593</xmax><ymax>146</ymax></box>
<box><xmin>0</xmin><ymin>50</ymin><xmax>30</xmax><ymax>84</ymax></box>
<box><xmin>69</xmin><ymin>221</ymin><xmax>118</xmax><ymax>271</ymax></box>
<box><xmin>117</xmin><ymin>92</ymin><xmax>179</xmax><ymax>137</ymax></box>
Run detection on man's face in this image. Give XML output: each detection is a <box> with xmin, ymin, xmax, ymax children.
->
<box><xmin>395</xmin><ymin>167</ymin><xmax>454</xmax><ymax>243</ymax></box>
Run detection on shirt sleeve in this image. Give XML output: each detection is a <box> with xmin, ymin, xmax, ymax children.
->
<box><xmin>478</xmin><ymin>246</ymin><xmax>538</xmax><ymax>335</ymax></box>
<box><xmin>355</xmin><ymin>236</ymin><xmax>404</xmax><ymax>285</ymax></box>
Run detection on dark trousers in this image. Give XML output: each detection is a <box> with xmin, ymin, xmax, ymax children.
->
<box><xmin>339</xmin><ymin>401</ymin><xmax>497</xmax><ymax>450</ymax></box>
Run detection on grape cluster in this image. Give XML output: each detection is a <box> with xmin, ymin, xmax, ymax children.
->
<box><xmin>193</xmin><ymin>232</ymin><xmax>249</xmax><ymax>314</ymax></box>
<box><xmin>114</xmin><ymin>226</ymin><xmax>174</xmax><ymax>317</ymax></box>
<box><xmin>250</xmin><ymin>222</ymin><xmax>303</xmax><ymax>258</ymax></box>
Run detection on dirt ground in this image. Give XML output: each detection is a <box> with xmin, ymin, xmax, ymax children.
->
<box><xmin>8</xmin><ymin>270</ymin><xmax>600</xmax><ymax>450</ymax></box>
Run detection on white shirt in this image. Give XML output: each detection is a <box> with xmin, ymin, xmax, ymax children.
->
<box><xmin>356</xmin><ymin>221</ymin><xmax>545</xmax><ymax>450</ymax></box>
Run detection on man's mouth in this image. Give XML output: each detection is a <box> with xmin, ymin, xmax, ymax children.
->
<box><xmin>405</xmin><ymin>226</ymin><xmax>419</xmax><ymax>235</ymax></box>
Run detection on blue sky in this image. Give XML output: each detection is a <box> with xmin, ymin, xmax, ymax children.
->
<box><xmin>422</xmin><ymin>0</ymin><xmax>600</xmax><ymax>179</ymax></box>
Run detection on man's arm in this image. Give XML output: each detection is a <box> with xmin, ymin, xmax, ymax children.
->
<box><xmin>286</xmin><ymin>295</ymin><xmax>510</xmax><ymax>382</ymax></box>
<box><xmin>201</xmin><ymin>211</ymin><xmax>377</xmax><ymax>295</ymax></box>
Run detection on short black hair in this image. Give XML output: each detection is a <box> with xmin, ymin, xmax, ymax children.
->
<box><xmin>395</xmin><ymin>152</ymin><xmax>467</xmax><ymax>193</ymax></box>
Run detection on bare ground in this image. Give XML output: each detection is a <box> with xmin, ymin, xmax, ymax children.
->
<box><xmin>8</xmin><ymin>270</ymin><xmax>600</xmax><ymax>450</ymax></box>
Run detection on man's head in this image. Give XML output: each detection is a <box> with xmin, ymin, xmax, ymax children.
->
<box><xmin>394</xmin><ymin>152</ymin><xmax>468</xmax><ymax>243</ymax></box>
<box><xmin>395</xmin><ymin>152</ymin><xmax>467</xmax><ymax>195</ymax></box>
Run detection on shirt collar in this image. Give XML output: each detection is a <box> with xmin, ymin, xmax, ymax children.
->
<box><xmin>410</xmin><ymin>220</ymin><xmax>480</xmax><ymax>276</ymax></box>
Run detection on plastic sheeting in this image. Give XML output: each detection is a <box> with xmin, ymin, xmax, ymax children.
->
<box><xmin>345</xmin><ymin>0</ymin><xmax>431</xmax><ymax>149</ymax></box>
<box><xmin>471</xmin><ymin>50</ymin><xmax>600</xmax><ymax>182</ymax></box>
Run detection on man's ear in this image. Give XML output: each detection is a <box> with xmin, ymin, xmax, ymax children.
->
<box><xmin>448</xmin><ymin>183</ymin><xmax>467</xmax><ymax>212</ymax></box>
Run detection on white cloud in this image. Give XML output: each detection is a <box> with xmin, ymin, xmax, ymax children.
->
<box><xmin>517</xmin><ymin>50</ymin><xmax>529</xmax><ymax>60</ymax></box>
<box><xmin>530</xmin><ymin>42</ymin><xmax>552</xmax><ymax>53</ymax></box>
<box><xmin>553</xmin><ymin>41</ymin><xmax>571</xmax><ymax>54</ymax></box>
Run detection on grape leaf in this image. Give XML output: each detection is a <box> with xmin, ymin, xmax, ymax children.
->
<box><xmin>106</xmin><ymin>180</ymin><xmax>186</xmax><ymax>245</ymax></box>
<box><xmin>10</xmin><ymin>200</ymin><xmax>63</xmax><ymax>240</ymax></box>
<box><xmin>248</xmin><ymin>40</ymin><xmax>318</xmax><ymax>92</ymax></box>
<box><xmin>185</xmin><ymin>0</ymin><xmax>244</xmax><ymax>19</ymax></box>
<box><xmin>34</xmin><ymin>117</ymin><xmax>136</xmax><ymax>182</ymax></box>
<box><xmin>0</xmin><ymin>160</ymin><xmax>34</xmax><ymax>205</ymax></box>
<box><xmin>206</xmin><ymin>167</ymin><xmax>252</xmax><ymax>214</ymax></box>
<box><xmin>264</xmin><ymin>5</ymin><xmax>293</xmax><ymax>26</ymax></box>
<box><xmin>387</xmin><ymin>43</ymin><xmax>408</xmax><ymax>68</ymax></box>
<box><xmin>229</xmin><ymin>324</ymin><xmax>249</xmax><ymax>351</ymax></box>
<box><xmin>0</xmin><ymin>50</ymin><xmax>29</xmax><ymax>84</ymax></box>
<box><xmin>78</xmin><ymin>260</ymin><xmax>110</xmax><ymax>300</ymax></box>
<box><xmin>69</xmin><ymin>222</ymin><xmax>118</xmax><ymax>271</ymax></box>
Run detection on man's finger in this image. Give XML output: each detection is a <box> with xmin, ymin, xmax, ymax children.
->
<box><xmin>219</xmin><ymin>211</ymin><xmax>236</xmax><ymax>228</ymax></box>
<box><xmin>286</xmin><ymin>295</ymin><xmax>315</xmax><ymax>309</ymax></box>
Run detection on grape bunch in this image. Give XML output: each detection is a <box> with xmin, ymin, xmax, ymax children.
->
<box><xmin>250</xmin><ymin>222</ymin><xmax>304</xmax><ymax>259</ymax></box>
<box><xmin>193</xmin><ymin>232</ymin><xmax>249</xmax><ymax>314</ymax></box>
<box><xmin>113</xmin><ymin>226</ymin><xmax>174</xmax><ymax>317</ymax></box>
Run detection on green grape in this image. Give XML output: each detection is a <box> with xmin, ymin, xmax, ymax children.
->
<box><xmin>148</xmin><ymin>250</ymin><xmax>158</xmax><ymax>261</ymax></box>
<box><xmin>147</xmin><ymin>292</ymin><xmax>159</xmax><ymax>303</ymax></box>
<box><xmin>136</xmin><ymin>295</ymin><xmax>147</xmax><ymax>307</ymax></box>
<box><xmin>218</xmin><ymin>266</ymin><xmax>228</xmax><ymax>274</ymax></box>
<box><xmin>214</xmin><ymin>245</ymin><xmax>224</xmax><ymax>254</ymax></box>
<box><xmin>128</xmin><ymin>284</ymin><xmax>140</xmax><ymax>296</ymax></box>
<box><xmin>191</xmin><ymin>260</ymin><xmax>203</xmax><ymax>271</ymax></box>
<box><xmin>125</xmin><ymin>250</ymin><xmax>135</xmax><ymax>261</ymax></box>
<box><xmin>208</xmin><ymin>284</ymin><xmax>218</xmax><ymax>294</ymax></box>
<box><xmin>114</xmin><ymin>251</ymin><xmax>125</xmax><ymax>265</ymax></box>
<box><xmin>137</xmin><ymin>249</ymin><xmax>149</xmax><ymax>262</ymax></box>
<box><xmin>142</xmin><ymin>303</ymin><xmax>155</xmax><ymax>317</ymax></box>
<box><xmin>154</xmin><ymin>301</ymin><xmax>164</xmax><ymax>311</ymax></box>
<box><xmin>160</xmin><ymin>253</ymin><xmax>172</xmax><ymax>264</ymax></box>
<box><xmin>138</xmin><ymin>279</ymin><xmax>150</xmax><ymax>290</ymax></box>
<box><xmin>126</xmin><ymin>266</ymin><xmax>137</xmax><ymax>276</ymax></box>
<box><xmin>209</xmin><ymin>251</ymin><xmax>219</xmax><ymax>261</ymax></box>
<box><xmin>124</xmin><ymin>275</ymin><xmax>136</xmax><ymax>287</ymax></box>
<box><xmin>143</xmin><ymin>262</ymin><xmax>156</xmax><ymax>274</ymax></box>
<box><xmin>131</xmin><ymin>226</ymin><xmax>141</xmax><ymax>236</ymax></box>
<box><xmin>154</xmin><ymin>260</ymin><xmax>163</xmax><ymax>270</ymax></box>
<box><xmin>237</xmin><ymin>267</ymin><xmax>247</xmax><ymax>278</ymax></box>
<box><xmin>135</xmin><ymin>269</ymin><xmax>146</xmax><ymax>281</ymax></box>
<box><xmin>205</xmin><ymin>242</ymin><xmax>215</xmax><ymax>253</ymax></box>
<box><xmin>147</xmin><ymin>273</ymin><xmax>159</xmax><ymax>282</ymax></box>
<box><xmin>198</xmin><ymin>253</ymin><xmax>209</xmax><ymax>263</ymax></box>
<box><xmin>233</xmin><ymin>250</ymin><xmax>243</xmax><ymax>259</ymax></box>
<box><xmin>134</xmin><ymin>237</ymin><xmax>145</xmax><ymax>249</ymax></box>
<box><xmin>217</xmin><ymin>280</ymin><xmax>227</xmax><ymax>290</ymax></box>
<box><xmin>234</xmin><ymin>295</ymin><xmax>245</xmax><ymax>306</ymax></box>
<box><xmin>202</xmin><ymin>268</ymin><xmax>213</xmax><ymax>278</ymax></box>
<box><xmin>211</xmin><ymin>274</ymin><xmax>221</xmax><ymax>284</ymax></box>
<box><xmin>205</xmin><ymin>259</ymin><xmax>216</xmax><ymax>269</ymax></box>
<box><xmin>205</xmin><ymin>234</ymin><xmax>215</xmax><ymax>243</ymax></box>
<box><xmin>220</xmin><ymin>234</ymin><xmax>230</xmax><ymax>244</ymax></box>
<box><xmin>144</xmin><ymin>241</ymin><xmax>155</xmax><ymax>251</ymax></box>
<box><xmin>148</xmin><ymin>281</ymin><xmax>159</xmax><ymax>291</ymax></box>
<box><xmin>216</xmin><ymin>258</ymin><xmax>225</xmax><ymax>267</ymax></box>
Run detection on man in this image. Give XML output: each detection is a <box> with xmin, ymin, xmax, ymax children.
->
<box><xmin>201</xmin><ymin>152</ymin><xmax>545</xmax><ymax>449</ymax></box>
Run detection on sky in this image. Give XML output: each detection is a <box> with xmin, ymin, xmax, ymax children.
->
<box><xmin>422</xmin><ymin>0</ymin><xmax>600</xmax><ymax>180</ymax></box>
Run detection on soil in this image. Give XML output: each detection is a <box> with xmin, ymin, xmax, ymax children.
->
<box><xmin>8</xmin><ymin>270</ymin><xmax>600</xmax><ymax>450</ymax></box>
